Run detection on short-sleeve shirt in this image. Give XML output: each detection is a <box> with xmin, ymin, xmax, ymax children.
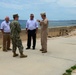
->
<box><xmin>26</xmin><ymin>19</ymin><xmax>38</xmax><ymax>30</ymax></box>
<box><xmin>0</xmin><ymin>21</ymin><xmax>10</xmax><ymax>32</ymax></box>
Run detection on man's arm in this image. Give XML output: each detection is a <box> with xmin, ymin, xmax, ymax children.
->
<box><xmin>35</xmin><ymin>21</ymin><xmax>38</xmax><ymax>33</ymax></box>
<box><xmin>37</xmin><ymin>19</ymin><xmax>48</xmax><ymax>26</ymax></box>
<box><xmin>0</xmin><ymin>22</ymin><xmax>4</xmax><ymax>34</ymax></box>
<box><xmin>26</xmin><ymin>21</ymin><xmax>29</xmax><ymax>34</ymax></box>
<box><xmin>40</xmin><ymin>19</ymin><xmax>48</xmax><ymax>25</ymax></box>
<box><xmin>16</xmin><ymin>22</ymin><xmax>21</xmax><ymax>33</ymax></box>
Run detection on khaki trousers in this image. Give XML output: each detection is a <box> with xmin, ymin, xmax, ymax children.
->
<box><xmin>3</xmin><ymin>33</ymin><xmax>10</xmax><ymax>50</ymax></box>
<box><xmin>41</xmin><ymin>30</ymin><xmax>47</xmax><ymax>51</ymax></box>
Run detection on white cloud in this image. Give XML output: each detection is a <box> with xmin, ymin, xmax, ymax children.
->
<box><xmin>57</xmin><ymin>0</ymin><xmax>76</xmax><ymax>7</ymax></box>
<box><xmin>0</xmin><ymin>1</ymin><xmax>31</xmax><ymax>10</ymax></box>
<box><xmin>0</xmin><ymin>0</ymin><xmax>57</xmax><ymax>10</ymax></box>
<box><xmin>0</xmin><ymin>1</ymin><xmax>50</xmax><ymax>10</ymax></box>
<box><xmin>0</xmin><ymin>2</ymin><xmax>23</xmax><ymax>10</ymax></box>
<box><xmin>65</xmin><ymin>8</ymin><xmax>76</xmax><ymax>14</ymax></box>
<box><xmin>39</xmin><ymin>0</ymin><xmax>57</xmax><ymax>3</ymax></box>
<box><xmin>0</xmin><ymin>0</ymin><xmax>76</xmax><ymax>10</ymax></box>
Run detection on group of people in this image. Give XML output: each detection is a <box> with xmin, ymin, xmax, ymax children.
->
<box><xmin>0</xmin><ymin>12</ymin><xmax>48</xmax><ymax>58</ymax></box>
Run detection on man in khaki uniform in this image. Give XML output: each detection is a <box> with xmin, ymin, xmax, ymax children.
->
<box><xmin>37</xmin><ymin>13</ymin><xmax>48</xmax><ymax>53</ymax></box>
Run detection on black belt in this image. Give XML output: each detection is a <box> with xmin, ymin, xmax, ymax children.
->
<box><xmin>28</xmin><ymin>29</ymin><xmax>36</xmax><ymax>31</ymax></box>
<box><xmin>4</xmin><ymin>32</ymin><xmax>10</xmax><ymax>34</ymax></box>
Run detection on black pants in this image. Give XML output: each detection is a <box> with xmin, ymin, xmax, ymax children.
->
<box><xmin>27</xmin><ymin>29</ymin><xmax>36</xmax><ymax>48</ymax></box>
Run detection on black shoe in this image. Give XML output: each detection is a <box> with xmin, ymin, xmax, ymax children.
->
<box><xmin>26</xmin><ymin>47</ymin><xmax>30</xmax><ymax>50</ymax></box>
<box><xmin>32</xmin><ymin>47</ymin><xmax>35</xmax><ymax>50</ymax></box>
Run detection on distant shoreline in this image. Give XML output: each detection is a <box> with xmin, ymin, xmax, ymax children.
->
<box><xmin>0</xmin><ymin>20</ymin><xmax>76</xmax><ymax>29</ymax></box>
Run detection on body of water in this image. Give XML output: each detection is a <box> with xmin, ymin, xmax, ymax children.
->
<box><xmin>0</xmin><ymin>20</ymin><xmax>76</xmax><ymax>29</ymax></box>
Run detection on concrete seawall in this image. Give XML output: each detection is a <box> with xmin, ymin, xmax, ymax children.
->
<box><xmin>0</xmin><ymin>26</ymin><xmax>76</xmax><ymax>45</ymax></box>
<box><xmin>21</xmin><ymin>26</ymin><xmax>76</xmax><ymax>37</ymax></box>
<box><xmin>0</xmin><ymin>26</ymin><xmax>76</xmax><ymax>38</ymax></box>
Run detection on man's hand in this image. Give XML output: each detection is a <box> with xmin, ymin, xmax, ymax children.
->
<box><xmin>26</xmin><ymin>30</ymin><xmax>28</xmax><ymax>34</ymax></box>
<box><xmin>26</xmin><ymin>28</ymin><xmax>28</xmax><ymax>34</ymax></box>
<box><xmin>37</xmin><ymin>20</ymin><xmax>40</xmax><ymax>22</ymax></box>
<box><xmin>36</xmin><ymin>28</ymin><xmax>38</xmax><ymax>34</ymax></box>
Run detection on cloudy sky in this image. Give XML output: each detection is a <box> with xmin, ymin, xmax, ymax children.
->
<box><xmin>0</xmin><ymin>0</ymin><xmax>76</xmax><ymax>20</ymax></box>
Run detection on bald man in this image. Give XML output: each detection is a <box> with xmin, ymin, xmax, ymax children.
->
<box><xmin>0</xmin><ymin>17</ymin><xmax>11</xmax><ymax>52</ymax></box>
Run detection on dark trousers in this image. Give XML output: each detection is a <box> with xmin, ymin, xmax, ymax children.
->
<box><xmin>27</xmin><ymin>29</ymin><xmax>36</xmax><ymax>48</ymax></box>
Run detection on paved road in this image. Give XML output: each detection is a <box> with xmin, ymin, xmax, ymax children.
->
<box><xmin>0</xmin><ymin>36</ymin><xmax>76</xmax><ymax>75</ymax></box>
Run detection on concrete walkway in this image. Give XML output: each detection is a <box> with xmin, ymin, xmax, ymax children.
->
<box><xmin>0</xmin><ymin>36</ymin><xmax>76</xmax><ymax>75</ymax></box>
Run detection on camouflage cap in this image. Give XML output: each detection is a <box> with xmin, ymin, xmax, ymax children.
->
<box><xmin>13</xmin><ymin>14</ymin><xmax>19</xmax><ymax>18</ymax></box>
<box><xmin>40</xmin><ymin>12</ymin><xmax>46</xmax><ymax>16</ymax></box>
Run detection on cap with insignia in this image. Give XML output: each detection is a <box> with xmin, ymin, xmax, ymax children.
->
<box><xmin>13</xmin><ymin>14</ymin><xmax>19</xmax><ymax>18</ymax></box>
<box><xmin>40</xmin><ymin>12</ymin><xmax>46</xmax><ymax>16</ymax></box>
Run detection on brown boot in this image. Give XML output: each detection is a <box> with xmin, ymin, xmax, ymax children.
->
<box><xmin>3</xmin><ymin>50</ymin><xmax>7</xmax><ymax>52</ymax></box>
<box><xmin>20</xmin><ymin>52</ymin><xmax>27</xmax><ymax>58</ymax></box>
<box><xmin>40</xmin><ymin>49</ymin><xmax>43</xmax><ymax>51</ymax></box>
<box><xmin>13</xmin><ymin>52</ymin><xmax>18</xmax><ymax>57</ymax></box>
<box><xmin>42</xmin><ymin>51</ymin><xmax>47</xmax><ymax>53</ymax></box>
<box><xmin>3</xmin><ymin>49</ymin><xmax>7</xmax><ymax>52</ymax></box>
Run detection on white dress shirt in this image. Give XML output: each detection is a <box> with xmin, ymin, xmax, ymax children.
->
<box><xmin>0</xmin><ymin>21</ymin><xmax>10</xmax><ymax>32</ymax></box>
<box><xmin>26</xmin><ymin>19</ymin><xmax>38</xmax><ymax>30</ymax></box>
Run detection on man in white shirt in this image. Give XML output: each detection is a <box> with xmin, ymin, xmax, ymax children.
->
<box><xmin>26</xmin><ymin>14</ymin><xmax>38</xmax><ymax>50</ymax></box>
<box><xmin>0</xmin><ymin>17</ymin><xmax>11</xmax><ymax>52</ymax></box>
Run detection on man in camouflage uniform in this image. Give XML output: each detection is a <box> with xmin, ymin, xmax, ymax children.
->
<box><xmin>10</xmin><ymin>14</ymin><xmax>27</xmax><ymax>58</ymax></box>
<box><xmin>37</xmin><ymin>13</ymin><xmax>48</xmax><ymax>53</ymax></box>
